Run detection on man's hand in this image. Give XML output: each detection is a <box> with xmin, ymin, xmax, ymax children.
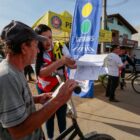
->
<box><xmin>124</xmin><ymin>60</ymin><xmax>128</xmax><ymax>66</ymax></box>
<box><xmin>38</xmin><ymin>92</ymin><xmax>52</xmax><ymax>104</ymax></box>
<box><xmin>54</xmin><ymin>79</ymin><xmax>78</xmax><ymax>104</ymax></box>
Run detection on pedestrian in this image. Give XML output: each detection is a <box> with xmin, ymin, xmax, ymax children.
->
<box><xmin>104</xmin><ymin>45</ymin><xmax>127</xmax><ymax>102</ymax></box>
<box><xmin>24</xmin><ymin>65</ymin><xmax>35</xmax><ymax>81</ymax></box>
<box><xmin>0</xmin><ymin>20</ymin><xmax>78</xmax><ymax>140</ymax></box>
<box><xmin>34</xmin><ymin>24</ymin><xmax>76</xmax><ymax>140</ymax></box>
<box><xmin>133</xmin><ymin>54</ymin><xmax>137</xmax><ymax>64</ymax></box>
<box><xmin>131</xmin><ymin>54</ymin><xmax>137</xmax><ymax>72</ymax></box>
<box><xmin>119</xmin><ymin>47</ymin><xmax>128</xmax><ymax>90</ymax></box>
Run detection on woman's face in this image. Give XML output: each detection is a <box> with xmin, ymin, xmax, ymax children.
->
<box><xmin>41</xmin><ymin>30</ymin><xmax>52</xmax><ymax>50</ymax></box>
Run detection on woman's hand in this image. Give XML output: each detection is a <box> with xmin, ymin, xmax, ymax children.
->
<box><xmin>61</xmin><ymin>56</ymin><xmax>76</xmax><ymax>68</ymax></box>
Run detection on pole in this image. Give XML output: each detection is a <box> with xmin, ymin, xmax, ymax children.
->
<box><xmin>101</xmin><ymin>0</ymin><xmax>107</xmax><ymax>53</ymax></box>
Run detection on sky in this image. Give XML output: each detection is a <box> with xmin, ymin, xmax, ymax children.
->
<box><xmin>0</xmin><ymin>0</ymin><xmax>140</xmax><ymax>32</ymax></box>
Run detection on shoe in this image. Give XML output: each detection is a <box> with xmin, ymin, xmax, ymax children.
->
<box><xmin>109</xmin><ymin>99</ymin><xmax>120</xmax><ymax>102</ymax></box>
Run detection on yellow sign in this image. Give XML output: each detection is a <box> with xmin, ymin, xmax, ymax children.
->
<box><xmin>32</xmin><ymin>11</ymin><xmax>112</xmax><ymax>42</ymax></box>
<box><xmin>48</xmin><ymin>11</ymin><xmax>72</xmax><ymax>32</ymax></box>
<box><xmin>32</xmin><ymin>11</ymin><xmax>72</xmax><ymax>33</ymax></box>
<box><xmin>99</xmin><ymin>30</ymin><xmax>112</xmax><ymax>43</ymax></box>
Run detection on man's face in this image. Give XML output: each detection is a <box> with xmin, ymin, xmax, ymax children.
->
<box><xmin>120</xmin><ymin>49</ymin><xmax>126</xmax><ymax>55</ymax></box>
<box><xmin>23</xmin><ymin>40</ymin><xmax>39</xmax><ymax>65</ymax></box>
<box><xmin>114</xmin><ymin>46</ymin><xmax>121</xmax><ymax>55</ymax></box>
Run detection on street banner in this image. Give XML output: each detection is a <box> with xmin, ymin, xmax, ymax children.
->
<box><xmin>69</xmin><ymin>0</ymin><xmax>102</xmax><ymax>98</ymax></box>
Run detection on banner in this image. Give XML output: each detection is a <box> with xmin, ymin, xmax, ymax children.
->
<box><xmin>69</xmin><ymin>0</ymin><xmax>102</xmax><ymax>98</ymax></box>
<box><xmin>32</xmin><ymin>11</ymin><xmax>72</xmax><ymax>33</ymax></box>
<box><xmin>32</xmin><ymin>11</ymin><xmax>72</xmax><ymax>41</ymax></box>
<box><xmin>70</xmin><ymin>0</ymin><xmax>102</xmax><ymax>59</ymax></box>
<box><xmin>48</xmin><ymin>11</ymin><xmax>72</xmax><ymax>32</ymax></box>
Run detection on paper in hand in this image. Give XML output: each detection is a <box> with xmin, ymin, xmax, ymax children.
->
<box><xmin>52</xmin><ymin>82</ymin><xmax>64</xmax><ymax>98</ymax></box>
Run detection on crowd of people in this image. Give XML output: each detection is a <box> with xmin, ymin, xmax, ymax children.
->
<box><xmin>104</xmin><ymin>45</ymin><xmax>137</xmax><ymax>102</ymax></box>
<box><xmin>0</xmin><ymin>20</ymin><xmax>78</xmax><ymax>140</ymax></box>
<box><xmin>0</xmin><ymin>20</ymin><xmax>138</xmax><ymax>140</ymax></box>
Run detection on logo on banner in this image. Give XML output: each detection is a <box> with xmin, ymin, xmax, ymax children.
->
<box><xmin>73</xmin><ymin>2</ymin><xmax>95</xmax><ymax>54</ymax></box>
<box><xmin>70</xmin><ymin>0</ymin><xmax>102</xmax><ymax>59</ymax></box>
<box><xmin>51</xmin><ymin>16</ymin><xmax>62</xmax><ymax>29</ymax></box>
<box><xmin>81</xmin><ymin>3</ymin><xmax>92</xmax><ymax>34</ymax></box>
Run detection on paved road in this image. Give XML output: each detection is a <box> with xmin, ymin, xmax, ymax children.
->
<box><xmin>29</xmin><ymin>81</ymin><xmax>140</xmax><ymax>140</ymax></box>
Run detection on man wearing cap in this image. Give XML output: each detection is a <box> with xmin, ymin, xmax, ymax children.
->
<box><xmin>0</xmin><ymin>20</ymin><xmax>78</xmax><ymax>140</ymax></box>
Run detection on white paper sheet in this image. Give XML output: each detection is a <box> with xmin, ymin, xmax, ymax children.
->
<box><xmin>74</xmin><ymin>54</ymin><xmax>108</xmax><ymax>80</ymax></box>
<box><xmin>52</xmin><ymin>82</ymin><xmax>64</xmax><ymax>98</ymax></box>
<box><xmin>74</xmin><ymin>66</ymin><xmax>107</xmax><ymax>80</ymax></box>
<box><xmin>76</xmin><ymin>54</ymin><xmax>107</xmax><ymax>66</ymax></box>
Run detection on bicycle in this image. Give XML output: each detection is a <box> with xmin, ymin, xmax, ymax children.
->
<box><xmin>131</xmin><ymin>74</ymin><xmax>140</xmax><ymax>94</ymax></box>
<box><xmin>51</xmin><ymin>81</ymin><xmax>115</xmax><ymax>140</ymax></box>
<box><xmin>101</xmin><ymin>67</ymin><xmax>137</xmax><ymax>89</ymax></box>
<box><xmin>54</xmin><ymin>97</ymin><xmax>115</xmax><ymax>140</ymax></box>
<box><xmin>99</xmin><ymin>74</ymin><xmax>108</xmax><ymax>89</ymax></box>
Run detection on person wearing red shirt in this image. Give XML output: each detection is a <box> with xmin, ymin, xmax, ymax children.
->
<box><xmin>35</xmin><ymin>24</ymin><xmax>76</xmax><ymax>140</ymax></box>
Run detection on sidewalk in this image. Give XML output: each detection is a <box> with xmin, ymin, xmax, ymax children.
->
<box><xmin>29</xmin><ymin>81</ymin><xmax>140</xmax><ymax>140</ymax></box>
<box><xmin>67</xmin><ymin>82</ymin><xmax>140</xmax><ymax>140</ymax></box>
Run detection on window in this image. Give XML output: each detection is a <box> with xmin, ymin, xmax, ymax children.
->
<box><xmin>118</xmin><ymin>20</ymin><xmax>123</xmax><ymax>26</ymax></box>
<box><xmin>107</xmin><ymin>17</ymin><xmax>114</xmax><ymax>23</ymax></box>
<box><xmin>123</xmin><ymin>34</ymin><xmax>128</xmax><ymax>39</ymax></box>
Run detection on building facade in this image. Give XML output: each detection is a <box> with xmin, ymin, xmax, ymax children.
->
<box><xmin>106</xmin><ymin>14</ymin><xmax>138</xmax><ymax>53</ymax></box>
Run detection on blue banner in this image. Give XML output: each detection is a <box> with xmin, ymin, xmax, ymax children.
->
<box><xmin>69</xmin><ymin>0</ymin><xmax>102</xmax><ymax>98</ymax></box>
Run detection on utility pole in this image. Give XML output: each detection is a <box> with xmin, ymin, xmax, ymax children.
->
<box><xmin>101</xmin><ymin>0</ymin><xmax>107</xmax><ymax>53</ymax></box>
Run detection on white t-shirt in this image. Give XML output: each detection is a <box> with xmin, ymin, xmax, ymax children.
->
<box><xmin>104</xmin><ymin>53</ymin><xmax>123</xmax><ymax>76</ymax></box>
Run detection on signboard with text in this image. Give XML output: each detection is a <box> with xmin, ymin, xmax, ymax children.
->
<box><xmin>69</xmin><ymin>0</ymin><xmax>102</xmax><ymax>98</ymax></box>
<box><xmin>99</xmin><ymin>30</ymin><xmax>112</xmax><ymax>43</ymax></box>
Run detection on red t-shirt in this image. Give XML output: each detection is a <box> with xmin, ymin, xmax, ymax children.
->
<box><xmin>37</xmin><ymin>50</ymin><xmax>59</xmax><ymax>92</ymax></box>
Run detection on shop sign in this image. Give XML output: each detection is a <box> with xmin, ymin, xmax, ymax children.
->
<box><xmin>99</xmin><ymin>30</ymin><xmax>112</xmax><ymax>43</ymax></box>
<box><xmin>123</xmin><ymin>38</ymin><xmax>138</xmax><ymax>48</ymax></box>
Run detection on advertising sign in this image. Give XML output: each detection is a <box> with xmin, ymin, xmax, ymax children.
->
<box><xmin>69</xmin><ymin>0</ymin><xmax>102</xmax><ymax>98</ymax></box>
